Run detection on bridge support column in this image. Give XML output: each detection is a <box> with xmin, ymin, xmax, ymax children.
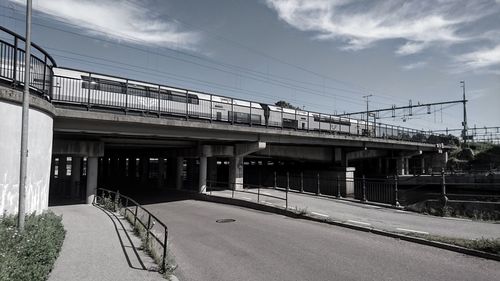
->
<box><xmin>333</xmin><ymin>167</ymin><xmax>356</xmax><ymax>197</ymax></box>
<box><xmin>431</xmin><ymin>152</ymin><xmax>448</xmax><ymax>173</ymax></box>
<box><xmin>158</xmin><ymin>158</ymin><xmax>166</xmax><ymax>189</ymax></box>
<box><xmin>420</xmin><ymin>157</ymin><xmax>426</xmax><ymax>174</ymax></box>
<box><xmin>208</xmin><ymin>157</ymin><xmax>218</xmax><ymax>185</ymax></box>
<box><xmin>397</xmin><ymin>157</ymin><xmax>405</xmax><ymax>175</ymax></box>
<box><xmin>199</xmin><ymin>156</ymin><xmax>207</xmax><ymax>193</ymax></box>
<box><xmin>86</xmin><ymin>157</ymin><xmax>98</xmax><ymax>204</ymax></box>
<box><xmin>229</xmin><ymin>156</ymin><xmax>244</xmax><ymax>190</ymax></box>
<box><xmin>176</xmin><ymin>157</ymin><xmax>184</xmax><ymax>190</ymax></box>
<box><xmin>405</xmin><ymin>157</ymin><xmax>410</xmax><ymax>175</ymax></box>
<box><xmin>71</xmin><ymin>156</ymin><xmax>81</xmax><ymax>199</ymax></box>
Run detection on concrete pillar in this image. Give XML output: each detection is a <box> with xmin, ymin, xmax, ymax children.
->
<box><xmin>207</xmin><ymin>157</ymin><xmax>218</xmax><ymax>184</ymax></box>
<box><xmin>397</xmin><ymin>157</ymin><xmax>405</xmax><ymax>176</ymax></box>
<box><xmin>334</xmin><ymin>167</ymin><xmax>356</xmax><ymax>197</ymax></box>
<box><xmin>176</xmin><ymin>157</ymin><xmax>184</xmax><ymax>190</ymax></box>
<box><xmin>431</xmin><ymin>152</ymin><xmax>448</xmax><ymax>173</ymax></box>
<box><xmin>334</xmin><ymin>147</ymin><xmax>348</xmax><ymax>166</ymax></box>
<box><xmin>384</xmin><ymin>158</ymin><xmax>390</xmax><ymax>175</ymax></box>
<box><xmin>140</xmin><ymin>157</ymin><xmax>149</xmax><ymax>187</ymax></box>
<box><xmin>420</xmin><ymin>157</ymin><xmax>426</xmax><ymax>174</ymax></box>
<box><xmin>71</xmin><ymin>156</ymin><xmax>81</xmax><ymax>198</ymax></box>
<box><xmin>158</xmin><ymin>158</ymin><xmax>166</xmax><ymax>189</ymax></box>
<box><xmin>229</xmin><ymin>156</ymin><xmax>244</xmax><ymax>190</ymax></box>
<box><xmin>199</xmin><ymin>156</ymin><xmax>207</xmax><ymax>193</ymax></box>
<box><xmin>86</xmin><ymin>157</ymin><xmax>98</xmax><ymax>204</ymax></box>
<box><xmin>377</xmin><ymin>158</ymin><xmax>382</xmax><ymax>174</ymax></box>
<box><xmin>405</xmin><ymin>158</ymin><xmax>410</xmax><ymax>175</ymax></box>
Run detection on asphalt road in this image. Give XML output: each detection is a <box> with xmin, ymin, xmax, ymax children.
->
<box><xmin>210</xmin><ymin>188</ymin><xmax>500</xmax><ymax>239</ymax></box>
<box><xmin>143</xmin><ymin>199</ymin><xmax>500</xmax><ymax>281</ymax></box>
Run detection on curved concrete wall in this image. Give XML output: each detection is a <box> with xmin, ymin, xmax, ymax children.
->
<box><xmin>0</xmin><ymin>90</ymin><xmax>54</xmax><ymax>215</ymax></box>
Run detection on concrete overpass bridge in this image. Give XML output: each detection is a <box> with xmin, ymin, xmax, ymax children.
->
<box><xmin>0</xmin><ymin>26</ymin><xmax>453</xmax><ymax>213</ymax></box>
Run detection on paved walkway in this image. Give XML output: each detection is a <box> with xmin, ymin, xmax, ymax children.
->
<box><xmin>209</xmin><ymin>188</ymin><xmax>500</xmax><ymax>239</ymax></box>
<box><xmin>49</xmin><ymin>205</ymin><xmax>164</xmax><ymax>281</ymax></box>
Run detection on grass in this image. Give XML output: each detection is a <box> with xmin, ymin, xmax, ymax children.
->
<box><xmin>416</xmin><ymin>201</ymin><xmax>500</xmax><ymax>221</ymax></box>
<box><xmin>294</xmin><ymin>206</ymin><xmax>309</xmax><ymax>215</ymax></box>
<box><xmin>0</xmin><ymin>212</ymin><xmax>66</xmax><ymax>281</ymax></box>
<box><xmin>398</xmin><ymin>232</ymin><xmax>500</xmax><ymax>255</ymax></box>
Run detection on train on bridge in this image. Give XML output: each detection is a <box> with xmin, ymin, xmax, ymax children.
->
<box><xmin>52</xmin><ymin>68</ymin><xmax>378</xmax><ymax>136</ymax></box>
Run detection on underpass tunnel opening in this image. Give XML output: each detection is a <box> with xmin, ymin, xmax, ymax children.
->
<box><xmin>49</xmin><ymin>155</ymin><xmax>88</xmax><ymax>205</ymax></box>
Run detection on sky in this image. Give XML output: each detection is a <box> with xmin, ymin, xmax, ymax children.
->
<box><xmin>1</xmin><ymin>0</ymin><xmax>499</xmax><ymax>134</ymax></box>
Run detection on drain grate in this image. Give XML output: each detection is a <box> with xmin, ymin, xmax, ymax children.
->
<box><xmin>216</xmin><ymin>218</ymin><xmax>236</xmax><ymax>223</ymax></box>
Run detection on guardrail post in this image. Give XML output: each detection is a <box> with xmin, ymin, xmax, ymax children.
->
<box><xmin>337</xmin><ymin>176</ymin><xmax>341</xmax><ymax>198</ymax></box>
<box><xmin>146</xmin><ymin>214</ymin><xmax>151</xmax><ymax>243</ymax></box>
<box><xmin>257</xmin><ymin>186</ymin><xmax>260</xmax><ymax>203</ymax></box>
<box><xmin>210</xmin><ymin>94</ymin><xmax>213</xmax><ymax>123</ymax></box>
<box><xmin>441</xmin><ymin>168</ymin><xmax>448</xmax><ymax>206</ymax></box>
<box><xmin>13</xmin><ymin>37</ymin><xmax>18</xmax><ymax>85</ymax></box>
<box><xmin>316</xmin><ymin>172</ymin><xmax>320</xmax><ymax>195</ymax></box>
<box><xmin>362</xmin><ymin>175</ymin><xmax>367</xmax><ymax>202</ymax></box>
<box><xmin>157</xmin><ymin>85</ymin><xmax>161</xmax><ymax>116</ymax></box>
<box><xmin>286</xmin><ymin>172</ymin><xmax>290</xmax><ymax>192</ymax></box>
<box><xmin>87</xmin><ymin>73</ymin><xmax>92</xmax><ymax>109</ymax></box>
<box><xmin>300</xmin><ymin>172</ymin><xmax>304</xmax><ymax>193</ymax></box>
<box><xmin>186</xmin><ymin>92</ymin><xmax>189</xmax><ymax>120</ymax></box>
<box><xmin>286</xmin><ymin>172</ymin><xmax>289</xmax><ymax>209</ymax></box>
<box><xmin>231</xmin><ymin>98</ymin><xmax>234</xmax><ymax>124</ymax></box>
<box><xmin>281</xmin><ymin>109</ymin><xmax>284</xmax><ymax>130</ymax></box>
<box><xmin>249</xmin><ymin>102</ymin><xmax>252</xmax><ymax>127</ymax></box>
<box><xmin>274</xmin><ymin>171</ymin><xmax>277</xmax><ymax>189</ymax></box>
<box><xmin>393</xmin><ymin>175</ymin><xmax>400</xmax><ymax>207</ymax></box>
<box><xmin>162</xmin><ymin>227</ymin><xmax>168</xmax><ymax>272</ymax></box>
<box><xmin>42</xmin><ymin>56</ymin><xmax>47</xmax><ymax>94</ymax></box>
<box><xmin>134</xmin><ymin>204</ymin><xmax>138</xmax><ymax>226</ymax></box>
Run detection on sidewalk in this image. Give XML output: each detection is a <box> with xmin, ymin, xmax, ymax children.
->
<box><xmin>49</xmin><ymin>204</ymin><xmax>164</xmax><ymax>281</ymax></box>
<box><xmin>208</xmin><ymin>188</ymin><xmax>500</xmax><ymax>239</ymax></box>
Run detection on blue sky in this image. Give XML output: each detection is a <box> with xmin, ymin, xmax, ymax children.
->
<box><xmin>2</xmin><ymin>0</ymin><xmax>499</xmax><ymax>133</ymax></box>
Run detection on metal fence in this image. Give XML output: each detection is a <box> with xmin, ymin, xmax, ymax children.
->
<box><xmin>207</xmin><ymin>180</ymin><xmax>289</xmax><ymax>208</ymax></box>
<box><xmin>0</xmin><ymin>26</ymin><xmax>56</xmax><ymax>96</ymax></box>
<box><xmin>94</xmin><ymin>188</ymin><xmax>169</xmax><ymax>272</ymax></box>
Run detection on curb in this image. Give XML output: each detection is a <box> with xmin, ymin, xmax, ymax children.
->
<box><xmin>195</xmin><ymin>194</ymin><xmax>500</xmax><ymax>262</ymax></box>
<box><xmin>279</xmin><ymin>188</ymin><xmax>404</xmax><ymax>210</ymax></box>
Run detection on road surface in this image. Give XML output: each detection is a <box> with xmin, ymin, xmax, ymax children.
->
<box><xmin>143</xmin><ymin>198</ymin><xmax>500</xmax><ymax>281</ymax></box>
<box><xmin>209</xmin><ymin>188</ymin><xmax>500</xmax><ymax>239</ymax></box>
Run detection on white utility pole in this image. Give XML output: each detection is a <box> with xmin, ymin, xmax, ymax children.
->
<box><xmin>18</xmin><ymin>0</ymin><xmax>32</xmax><ymax>231</ymax></box>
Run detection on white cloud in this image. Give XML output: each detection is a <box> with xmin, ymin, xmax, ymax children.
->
<box><xmin>265</xmin><ymin>0</ymin><xmax>496</xmax><ymax>56</ymax></box>
<box><xmin>9</xmin><ymin>0</ymin><xmax>199</xmax><ymax>50</ymax></box>
<box><xmin>402</xmin><ymin>61</ymin><xmax>427</xmax><ymax>70</ymax></box>
<box><xmin>457</xmin><ymin>44</ymin><xmax>500</xmax><ymax>69</ymax></box>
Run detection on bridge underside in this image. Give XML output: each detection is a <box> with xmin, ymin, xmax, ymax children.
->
<box><xmin>49</xmin><ymin>119</ymin><xmax>448</xmax><ymax>205</ymax></box>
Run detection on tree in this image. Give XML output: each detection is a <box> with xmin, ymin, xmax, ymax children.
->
<box><xmin>275</xmin><ymin>100</ymin><xmax>300</xmax><ymax>110</ymax></box>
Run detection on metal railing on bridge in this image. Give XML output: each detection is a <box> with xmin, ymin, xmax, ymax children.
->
<box><xmin>49</xmin><ymin>66</ymin><xmax>454</xmax><ymax>145</ymax></box>
<box><xmin>0</xmin><ymin>26</ymin><xmax>56</xmax><ymax>97</ymax></box>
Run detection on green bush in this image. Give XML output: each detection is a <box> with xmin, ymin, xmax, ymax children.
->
<box><xmin>0</xmin><ymin>212</ymin><xmax>66</xmax><ymax>281</ymax></box>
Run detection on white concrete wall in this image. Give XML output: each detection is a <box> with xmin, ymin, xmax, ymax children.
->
<box><xmin>0</xmin><ymin>100</ymin><xmax>53</xmax><ymax>215</ymax></box>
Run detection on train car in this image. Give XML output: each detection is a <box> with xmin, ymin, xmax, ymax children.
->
<box><xmin>52</xmin><ymin>67</ymin><xmax>266</xmax><ymax>124</ymax></box>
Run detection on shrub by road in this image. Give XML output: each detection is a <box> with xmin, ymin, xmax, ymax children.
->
<box><xmin>0</xmin><ymin>212</ymin><xmax>65</xmax><ymax>281</ymax></box>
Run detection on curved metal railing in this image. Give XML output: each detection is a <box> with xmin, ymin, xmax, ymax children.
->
<box><xmin>0</xmin><ymin>26</ymin><xmax>57</xmax><ymax>97</ymax></box>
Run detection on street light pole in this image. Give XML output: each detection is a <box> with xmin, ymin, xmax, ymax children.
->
<box><xmin>460</xmin><ymin>81</ymin><xmax>468</xmax><ymax>146</ymax></box>
<box><xmin>362</xmin><ymin>94</ymin><xmax>372</xmax><ymax>136</ymax></box>
<box><xmin>18</xmin><ymin>0</ymin><xmax>32</xmax><ymax>232</ymax></box>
